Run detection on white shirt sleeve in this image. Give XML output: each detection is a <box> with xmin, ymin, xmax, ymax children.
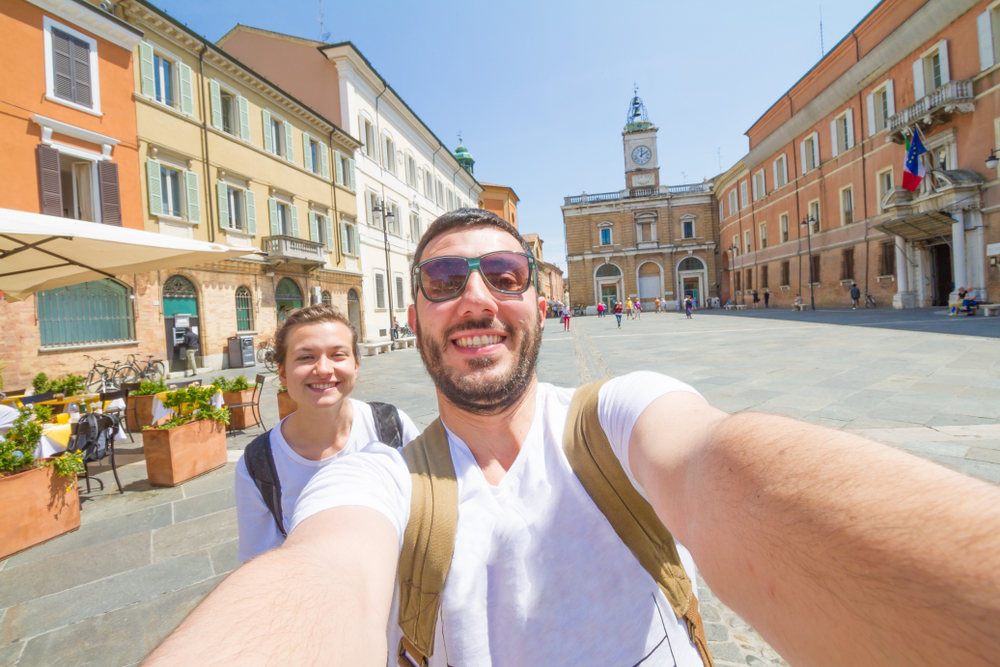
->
<box><xmin>290</xmin><ymin>442</ymin><xmax>412</xmax><ymax>550</ymax></box>
<box><xmin>597</xmin><ymin>371</ymin><xmax>704</xmax><ymax>495</ymax></box>
<box><xmin>397</xmin><ymin>409</ymin><xmax>422</xmax><ymax>446</ymax></box>
<box><xmin>234</xmin><ymin>455</ymin><xmax>286</xmax><ymax>563</ymax></box>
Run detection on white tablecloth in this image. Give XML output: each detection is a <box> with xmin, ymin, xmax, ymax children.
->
<box><xmin>150</xmin><ymin>390</ymin><xmax>224</xmax><ymax>424</ymax></box>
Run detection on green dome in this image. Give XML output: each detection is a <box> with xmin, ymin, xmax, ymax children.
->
<box><xmin>455</xmin><ymin>142</ymin><xmax>475</xmax><ymax>174</ymax></box>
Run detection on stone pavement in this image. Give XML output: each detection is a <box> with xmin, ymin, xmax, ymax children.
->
<box><xmin>3</xmin><ymin>310</ymin><xmax>998</xmax><ymax>666</ymax></box>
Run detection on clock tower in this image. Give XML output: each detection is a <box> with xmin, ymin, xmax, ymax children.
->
<box><xmin>622</xmin><ymin>90</ymin><xmax>659</xmax><ymax>190</ymax></box>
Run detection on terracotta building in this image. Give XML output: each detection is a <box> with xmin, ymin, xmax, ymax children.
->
<box><xmin>721</xmin><ymin>0</ymin><xmax>1000</xmax><ymax>310</ymax></box>
<box><xmin>562</xmin><ymin>94</ymin><xmax>719</xmax><ymax>312</ymax></box>
<box><xmin>479</xmin><ymin>183</ymin><xmax>519</xmax><ymax>228</ymax></box>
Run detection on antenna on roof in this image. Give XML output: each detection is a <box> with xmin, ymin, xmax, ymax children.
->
<box><xmin>819</xmin><ymin>5</ymin><xmax>825</xmax><ymax>57</ymax></box>
<box><xmin>717</xmin><ymin>147</ymin><xmax>723</xmax><ymax>173</ymax></box>
<box><xmin>318</xmin><ymin>0</ymin><xmax>330</xmax><ymax>42</ymax></box>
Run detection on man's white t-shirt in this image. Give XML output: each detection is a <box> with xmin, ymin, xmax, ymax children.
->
<box><xmin>292</xmin><ymin>372</ymin><xmax>706</xmax><ymax>667</ymax></box>
<box><xmin>234</xmin><ymin>398</ymin><xmax>420</xmax><ymax>562</ymax></box>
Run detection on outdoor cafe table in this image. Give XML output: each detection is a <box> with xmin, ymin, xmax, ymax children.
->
<box><xmin>34</xmin><ymin>417</ymin><xmax>128</xmax><ymax>458</ymax></box>
<box><xmin>149</xmin><ymin>386</ymin><xmax>224</xmax><ymax>424</ymax></box>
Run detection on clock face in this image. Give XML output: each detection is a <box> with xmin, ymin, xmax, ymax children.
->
<box><xmin>631</xmin><ymin>146</ymin><xmax>652</xmax><ymax>165</ymax></box>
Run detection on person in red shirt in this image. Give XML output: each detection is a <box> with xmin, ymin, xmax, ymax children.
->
<box><xmin>613</xmin><ymin>301</ymin><xmax>624</xmax><ymax>328</ymax></box>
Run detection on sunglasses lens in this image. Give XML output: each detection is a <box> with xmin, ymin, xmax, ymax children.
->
<box><xmin>420</xmin><ymin>257</ymin><xmax>470</xmax><ymax>301</ymax></box>
<box><xmin>481</xmin><ymin>253</ymin><xmax>531</xmax><ymax>294</ymax></box>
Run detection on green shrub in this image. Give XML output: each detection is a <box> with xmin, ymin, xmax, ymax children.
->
<box><xmin>143</xmin><ymin>385</ymin><xmax>230</xmax><ymax>430</ymax></box>
<box><xmin>212</xmin><ymin>375</ymin><xmax>251</xmax><ymax>393</ymax></box>
<box><xmin>131</xmin><ymin>379</ymin><xmax>168</xmax><ymax>397</ymax></box>
<box><xmin>49</xmin><ymin>374</ymin><xmax>86</xmax><ymax>397</ymax></box>
<box><xmin>31</xmin><ymin>372</ymin><xmax>50</xmax><ymax>394</ymax></box>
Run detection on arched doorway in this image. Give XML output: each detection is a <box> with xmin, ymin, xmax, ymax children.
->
<box><xmin>163</xmin><ymin>275</ymin><xmax>199</xmax><ymax>372</ymax></box>
<box><xmin>676</xmin><ymin>256</ymin><xmax>707</xmax><ymax>307</ymax></box>
<box><xmin>637</xmin><ymin>261</ymin><xmax>662</xmax><ymax>309</ymax></box>
<box><xmin>594</xmin><ymin>263</ymin><xmax>622</xmax><ymax>310</ymax></box>
<box><xmin>275</xmin><ymin>278</ymin><xmax>303</xmax><ymax>323</ymax></box>
<box><xmin>347</xmin><ymin>289</ymin><xmax>361</xmax><ymax>333</ymax></box>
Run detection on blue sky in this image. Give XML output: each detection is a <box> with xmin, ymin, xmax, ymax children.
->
<box><xmin>156</xmin><ymin>0</ymin><xmax>880</xmax><ymax>269</ymax></box>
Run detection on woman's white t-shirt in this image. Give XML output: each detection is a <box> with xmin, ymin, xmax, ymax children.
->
<box><xmin>292</xmin><ymin>372</ymin><xmax>706</xmax><ymax>667</ymax></box>
<box><xmin>234</xmin><ymin>398</ymin><xmax>420</xmax><ymax>562</ymax></box>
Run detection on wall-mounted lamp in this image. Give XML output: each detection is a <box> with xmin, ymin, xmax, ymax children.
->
<box><xmin>987</xmin><ymin>149</ymin><xmax>998</xmax><ymax>171</ymax></box>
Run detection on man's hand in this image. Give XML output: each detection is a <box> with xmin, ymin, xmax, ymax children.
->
<box><xmin>630</xmin><ymin>393</ymin><xmax>1000</xmax><ymax>667</ymax></box>
<box><xmin>143</xmin><ymin>506</ymin><xmax>398</xmax><ymax>667</ymax></box>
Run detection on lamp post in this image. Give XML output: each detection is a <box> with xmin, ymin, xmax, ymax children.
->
<box><xmin>800</xmin><ymin>217</ymin><xmax>816</xmax><ymax>311</ymax></box>
<box><xmin>372</xmin><ymin>198</ymin><xmax>396</xmax><ymax>348</ymax></box>
<box><xmin>727</xmin><ymin>243</ymin><xmax>738</xmax><ymax>306</ymax></box>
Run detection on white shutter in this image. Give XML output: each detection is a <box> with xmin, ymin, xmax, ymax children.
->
<box><xmin>751</xmin><ymin>173</ymin><xmax>758</xmax><ymax>200</ymax></box>
<box><xmin>334</xmin><ymin>150</ymin><xmax>344</xmax><ymax>185</ymax></box>
<box><xmin>800</xmin><ymin>141</ymin><xmax>807</xmax><ymax>174</ymax></box>
<box><xmin>238</xmin><ymin>96</ymin><xmax>251</xmax><ymax>141</ymax></box>
<box><xmin>178</xmin><ymin>63</ymin><xmax>194</xmax><ymax>116</ymax></box>
<box><xmin>348</xmin><ymin>159</ymin><xmax>356</xmax><ymax>191</ymax></box>
<box><xmin>262</xmin><ymin>110</ymin><xmax>272</xmax><ymax>152</ymax></box>
<box><xmin>284</xmin><ymin>122</ymin><xmax>294</xmax><ymax>162</ymax></box>
<box><xmin>290</xmin><ymin>204</ymin><xmax>300</xmax><ymax>237</ymax></box>
<box><xmin>139</xmin><ymin>42</ymin><xmax>155</xmax><ymax>97</ymax></box>
<box><xmin>353</xmin><ymin>224</ymin><xmax>360</xmax><ymax>256</ymax></box>
<box><xmin>846</xmin><ymin>108</ymin><xmax>854</xmax><ymax>149</ymax></box>
<box><xmin>217</xmin><ymin>181</ymin><xmax>229</xmax><ymax>229</ymax></box>
<box><xmin>185</xmin><ymin>170</ymin><xmax>200</xmax><ymax>223</ymax></box>
<box><xmin>938</xmin><ymin>40</ymin><xmax>950</xmax><ymax>85</ymax></box>
<box><xmin>866</xmin><ymin>94</ymin><xmax>876</xmax><ymax>137</ymax></box>
<box><xmin>885</xmin><ymin>80</ymin><xmax>895</xmax><ymax>117</ymax></box>
<box><xmin>308</xmin><ymin>211</ymin><xmax>319</xmax><ymax>241</ymax></box>
<box><xmin>209</xmin><ymin>80</ymin><xmax>222</xmax><ymax>129</ymax></box>
<box><xmin>913</xmin><ymin>59</ymin><xmax>925</xmax><ymax>99</ymax></box>
<box><xmin>341</xmin><ymin>220</ymin><xmax>350</xmax><ymax>254</ymax></box>
<box><xmin>303</xmin><ymin>133</ymin><xmax>313</xmax><ymax>172</ymax></box>
<box><xmin>246</xmin><ymin>189</ymin><xmax>257</xmax><ymax>236</ymax></box>
<box><xmin>319</xmin><ymin>142</ymin><xmax>329</xmax><ymax>179</ymax></box>
<box><xmin>811</xmin><ymin>134</ymin><xmax>819</xmax><ymax>168</ymax></box>
<box><xmin>146</xmin><ymin>159</ymin><xmax>161</xmax><ymax>215</ymax></box>
<box><xmin>268</xmin><ymin>197</ymin><xmax>279</xmax><ymax>235</ymax></box>
<box><xmin>979</xmin><ymin>11</ymin><xmax>995</xmax><ymax>71</ymax></box>
<box><xmin>772</xmin><ymin>161</ymin><xmax>778</xmax><ymax>189</ymax></box>
<box><xmin>325</xmin><ymin>216</ymin><xmax>335</xmax><ymax>252</ymax></box>
<box><xmin>782</xmin><ymin>155</ymin><xmax>788</xmax><ymax>184</ymax></box>
<box><xmin>830</xmin><ymin>119</ymin><xmax>839</xmax><ymax>157</ymax></box>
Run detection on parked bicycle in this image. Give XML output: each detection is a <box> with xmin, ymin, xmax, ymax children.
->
<box><xmin>114</xmin><ymin>353</ymin><xmax>166</xmax><ymax>386</ymax></box>
<box><xmin>257</xmin><ymin>337</ymin><xmax>278</xmax><ymax>372</ymax></box>
<box><xmin>865</xmin><ymin>293</ymin><xmax>877</xmax><ymax>309</ymax></box>
<box><xmin>84</xmin><ymin>355</ymin><xmax>126</xmax><ymax>393</ymax></box>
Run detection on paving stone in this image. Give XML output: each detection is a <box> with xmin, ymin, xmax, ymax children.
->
<box><xmin>152</xmin><ymin>509</ymin><xmax>238</xmax><ymax>563</ymax></box>
<box><xmin>966</xmin><ymin>447</ymin><xmax>1000</xmax><ymax>464</ymax></box>
<box><xmin>707</xmin><ymin>639</ymin><xmax>747</xmax><ymax>664</ymax></box>
<box><xmin>178</xmin><ymin>468</ymin><xmax>237</xmax><ymax>499</ymax></box>
<box><xmin>704</xmin><ymin>622</ymin><xmax>730</xmax><ymax>642</ymax></box>
<box><xmin>0</xmin><ymin>642</ymin><xmax>23</xmax><ymax>667</ymax></box>
<box><xmin>891</xmin><ymin>440</ymin><xmax>972</xmax><ymax>460</ymax></box>
<box><xmin>209</xmin><ymin>539</ymin><xmax>240</xmax><ymax>576</ymax></box>
<box><xmin>172</xmin><ymin>487</ymin><xmax>236</xmax><ymax>524</ymax></box>
<box><xmin>78</xmin><ymin>485</ymin><xmax>185</xmax><ymax>526</ymax></box>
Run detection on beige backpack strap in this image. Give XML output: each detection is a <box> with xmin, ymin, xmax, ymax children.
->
<box><xmin>396</xmin><ymin>418</ymin><xmax>458</xmax><ymax>667</ymax></box>
<box><xmin>563</xmin><ymin>380</ymin><xmax>715</xmax><ymax>667</ymax></box>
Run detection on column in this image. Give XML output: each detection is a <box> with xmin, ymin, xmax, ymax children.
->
<box><xmin>952</xmin><ymin>213</ymin><xmax>967</xmax><ymax>290</ymax></box>
<box><xmin>895</xmin><ymin>235</ymin><xmax>908</xmax><ymax>293</ymax></box>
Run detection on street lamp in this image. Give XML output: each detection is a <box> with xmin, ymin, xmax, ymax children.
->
<box><xmin>800</xmin><ymin>217</ymin><xmax>817</xmax><ymax>311</ymax></box>
<box><xmin>727</xmin><ymin>243</ymin><xmax>738</xmax><ymax>306</ymax></box>
<box><xmin>372</xmin><ymin>197</ymin><xmax>396</xmax><ymax>348</ymax></box>
<box><xmin>987</xmin><ymin>149</ymin><xmax>999</xmax><ymax>171</ymax></box>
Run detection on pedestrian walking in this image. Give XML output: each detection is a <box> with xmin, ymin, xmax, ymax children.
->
<box><xmin>655</xmin><ymin>297</ymin><xmax>661</xmax><ymax>313</ymax></box>
<box><xmin>634</xmin><ymin>299</ymin><xmax>642</xmax><ymax>319</ymax></box>
<box><xmin>625</xmin><ymin>298</ymin><xmax>634</xmax><ymax>320</ymax></box>
<box><xmin>562</xmin><ymin>305</ymin><xmax>571</xmax><ymax>331</ymax></box>
<box><xmin>752</xmin><ymin>290</ymin><xmax>760</xmax><ymax>309</ymax></box>
<box><xmin>614</xmin><ymin>300</ymin><xmax>623</xmax><ymax>328</ymax></box>
<box><xmin>764</xmin><ymin>290</ymin><xmax>770</xmax><ymax>308</ymax></box>
<box><xmin>597</xmin><ymin>302</ymin><xmax>605</xmax><ymax>318</ymax></box>
<box><xmin>181</xmin><ymin>326</ymin><xmax>200</xmax><ymax>377</ymax></box>
<box><xmin>850</xmin><ymin>283</ymin><xmax>861</xmax><ymax>309</ymax></box>
<box><xmin>684</xmin><ymin>296</ymin><xmax>693</xmax><ymax>319</ymax></box>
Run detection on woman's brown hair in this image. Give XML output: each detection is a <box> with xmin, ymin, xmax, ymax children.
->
<box><xmin>274</xmin><ymin>304</ymin><xmax>360</xmax><ymax>366</ymax></box>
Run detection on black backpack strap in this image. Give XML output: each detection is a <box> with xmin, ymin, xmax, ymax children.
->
<box><xmin>368</xmin><ymin>402</ymin><xmax>403</xmax><ymax>449</ymax></box>
<box><xmin>242</xmin><ymin>431</ymin><xmax>286</xmax><ymax>537</ymax></box>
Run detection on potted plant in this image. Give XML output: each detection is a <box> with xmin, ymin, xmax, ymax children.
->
<box><xmin>214</xmin><ymin>375</ymin><xmax>258</xmax><ymax>430</ymax></box>
<box><xmin>0</xmin><ymin>406</ymin><xmax>84</xmax><ymax>560</ymax></box>
<box><xmin>31</xmin><ymin>372</ymin><xmax>50</xmax><ymax>395</ymax></box>
<box><xmin>126</xmin><ymin>379</ymin><xmax>167</xmax><ymax>431</ymax></box>
<box><xmin>141</xmin><ymin>385</ymin><xmax>229</xmax><ymax>487</ymax></box>
<box><xmin>277</xmin><ymin>384</ymin><xmax>297</xmax><ymax>419</ymax></box>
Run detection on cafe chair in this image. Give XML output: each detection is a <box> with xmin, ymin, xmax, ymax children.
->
<box><xmin>19</xmin><ymin>392</ymin><xmax>54</xmax><ymax>406</ymax></box>
<box><xmin>224</xmin><ymin>374</ymin><xmax>266</xmax><ymax>435</ymax></box>
<box><xmin>102</xmin><ymin>387</ymin><xmax>132</xmax><ymax>442</ymax></box>
<box><xmin>70</xmin><ymin>413</ymin><xmax>124</xmax><ymax>495</ymax></box>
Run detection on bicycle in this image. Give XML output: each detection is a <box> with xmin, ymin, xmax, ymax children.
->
<box><xmin>865</xmin><ymin>293</ymin><xmax>877</xmax><ymax>308</ymax></box>
<box><xmin>257</xmin><ymin>337</ymin><xmax>278</xmax><ymax>373</ymax></box>
<box><xmin>84</xmin><ymin>355</ymin><xmax>125</xmax><ymax>393</ymax></box>
<box><xmin>115</xmin><ymin>353</ymin><xmax>165</xmax><ymax>386</ymax></box>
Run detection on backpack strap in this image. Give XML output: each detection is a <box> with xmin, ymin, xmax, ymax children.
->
<box><xmin>396</xmin><ymin>418</ymin><xmax>457</xmax><ymax>667</ymax></box>
<box><xmin>243</xmin><ymin>430</ymin><xmax>286</xmax><ymax>538</ymax></box>
<box><xmin>563</xmin><ymin>379</ymin><xmax>715</xmax><ymax>667</ymax></box>
<box><xmin>369</xmin><ymin>401</ymin><xmax>404</xmax><ymax>449</ymax></box>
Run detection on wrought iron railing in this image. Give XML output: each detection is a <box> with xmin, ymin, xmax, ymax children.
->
<box><xmin>564</xmin><ymin>182</ymin><xmax>711</xmax><ymax>205</ymax></box>
<box><xmin>887</xmin><ymin>79</ymin><xmax>973</xmax><ymax>134</ymax></box>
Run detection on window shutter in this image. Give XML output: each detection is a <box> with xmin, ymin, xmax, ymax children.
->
<box><xmin>303</xmin><ymin>133</ymin><xmax>313</xmax><ymax>172</ymax></box>
<box><xmin>938</xmin><ymin>40</ymin><xmax>950</xmax><ymax>85</ymax></box>
<box><xmin>846</xmin><ymin>109</ymin><xmax>855</xmax><ymax>149</ymax></box>
<box><xmin>246</xmin><ymin>189</ymin><xmax>257</xmax><ymax>236</ymax></box>
<box><xmin>885</xmin><ymin>80</ymin><xmax>895</xmax><ymax>116</ymax></box>
<box><xmin>320</xmin><ymin>142</ymin><xmax>329</xmax><ymax>179</ymax></box>
<box><xmin>772</xmin><ymin>162</ymin><xmax>778</xmax><ymax>189</ymax></box>
<box><xmin>146</xmin><ymin>158</ymin><xmax>162</xmax><ymax>216</ymax></box>
<box><xmin>290</xmin><ymin>204</ymin><xmax>300</xmax><ymax>237</ymax></box>
<box><xmin>782</xmin><ymin>156</ymin><xmax>788</xmax><ymax>184</ymax></box>
<box><xmin>913</xmin><ymin>59</ymin><xmax>925</xmax><ymax>99</ymax></box>
<box><xmin>37</xmin><ymin>145</ymin><xmax>63</xmax><ymax>216</ymax></box>
<box><xmin>334</xmin><ymin>150</ymin><xmax>344</xmax><ymax>185</ymax></box>
<box><xmin>210</xmin><ymin>80</ymin><xmax>222</xmax><ymax>128</ymax></box>
<box><xmin>341</xmin><ymin>220</ymin><xmax>350</xmax><ymax>254</ymax></box>
<box><xmin>752</xmin><ymin>174</ymin><xmax>758</xmax><ymax>200</ymax></box>
<box><xmin>348</xmin><ymin>159</ymin><xmax>356</xmax><ymax>191</ymax></box>
<box><xmin>811</xmin><ymin>134</ymin><xmax>819</xmax><ymax>168</ymax></box>
<box><xmin>52</xmin><ymin>30</ymin><xmax>74</xmax><ymax>101</ymax></box>
<box><xmin>238</xmin><ymin>96</ymin><xmax>251</xmax><ymax>141</ymax></box>
<box><xmin>353</xmin><ymin>223</ymin><xmax>360</xmax><ymax>255</ymax></box>
<box><xmin>178</xmin><ymin>62</ymin><xmax>194</xmax><ymax>116</ymax></box>
<box><xmin>830</xmin><ymin>120</ymin><xmax>839</xmax><ymax>157</ymax></box>
<box><xmin>268</xmin><ymin>197</ymin><xmax>279</xmax><ymax>235</ymax></box>
<box><xmin>70</xmin><ymin>37</ymin><xmax>92</xmax><ymax>107</ymax></box>
<box><xmin>185</xmin><ymin>170</ymin><xmax>200</xmax><ymax>223</ymax></box>
<box><xmin>262</xmin><ymin>110</ymin><xmax>272</xmax><ymax>152</ymax></box>
<box><xmin>325</xmin><ymin>216</ymin><xmax>335</xmax><ymax>252</ymax></box>
<box><xmin>979</xmin><ymin>12</ymin><xmax>995</xmax><ymax>71</ymax></box>
<box><xmin>308</xmin><ymin>210</ymin><xmax>319</xmax><ymax>241</ymax></box>
<box><xmin>284</xmin><ymin>122</ymin><xmax>294</xmax><ymax>162</ymax></box>
<box><xmin>866</xmin><ymin>94</ymin><xmax>876</xmax><ymax>136</ymax></box>
<box><xmin>139</xmin><ymin>41</ymin><xmax>155</xmax><ymax>98</ymax></box>
<box><xmin>800</xmin><ymin>141</ymin><xmax>807</xmax><ymax>174</ymax></box>
<box><xmin>217</xmin><ymin>181</ymin><xmax>229</xmax><ymax>229</ymax></box>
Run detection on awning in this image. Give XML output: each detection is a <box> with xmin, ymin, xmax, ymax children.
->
<box><xmin>873</xmin><ymin>210</ymin><xmax>956</xmax><ymax>243</ymax></box>
<box><xmin>0</xmin><ymin>208</ymin><xmax>261</xmax><ymax>302</ymax></box>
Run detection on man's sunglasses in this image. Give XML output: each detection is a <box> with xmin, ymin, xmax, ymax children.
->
<box><xmin>412</xmin><ymin>251</ymin><xmax>537</xmax><ymax>303</ymax></box>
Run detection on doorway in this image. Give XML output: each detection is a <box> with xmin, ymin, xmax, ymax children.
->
<box><xmin>347</xmin><ymin>289</ymin><xmax>361</xmax><ymax>333</ymax></box>
<box><xmin>930</xmin><ymin>244</ymin><xmax>952</xmax><ymax>306</ymax></box>
<box><xmin>600</xmin><ymin>284</ymin><xmax>618</xmax><ymax>310</ymax></box>
<box><xmin>162</xmin><ymin>275</ymin><xmax>199</xmax><ymax>373</ymax></box>
<box><xmin>683</xmin><ymin>277</ymin><xmax>700</xmax><ymax>302</ymax></box>
<box><xmin>275</xmin><ymin>278</ymin><xmax>303</xmax><ymax>323</ymax></box>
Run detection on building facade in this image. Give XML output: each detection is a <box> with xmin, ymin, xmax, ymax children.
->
<box><xmin>480</xmin><ymin>182</ymin><xmax>520</xmax><ymax>228</ymax></box>
<box><xmin>521</xmin><ymin>233</ymin><xmax>565</xmax><ymax>315</ymax></box>
<box><xmin>562</xmin><ymin>96</ymin><xmax>719</xmax><ymax>313</ymax></box>
<box><xmin>720</xmin><ymin>0</ymin><xmax>1000</xmax><ymax>310</ymax></box>
<box><xmin>217</xmin><ymin>28</ymin><xmax>482</xmax><ymax>343</ymax></box>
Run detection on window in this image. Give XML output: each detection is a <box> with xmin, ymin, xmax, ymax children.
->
<box><xmin>867</xmin><ymin>81</ymin><xmax>895</xmax><ymax>135</ymax></box>
<box><xmin>831</xmin><ymin>110</ymin><xmax>854</xmax><ymax>156</ymax></box>
<box><xmin>735</xmin><ymin>271</ymin><xmax>742</xmax><ymax>292</ymax></box>
<box><xmin>744</xmin><ymin>229</ymin><xmax>752</xmax><ymax>254</ymax></box>
<box><xmin>367</xmin><ymin>192</ymin><xmax>380</xmax><ymax>228</ymax></box>
<box><xmin>209</xmin><ymin>81</ymin><xmax>247</xmax><ymax>139</ymax></box>
<box><xmin>389</xmin><ymin>201</ymin><xmax>401</xmax><ymax>235</ymax></box>
<box><xmin>424</xmin><ymin>168</ymin><xmax>434</xmax><ymax>199</ymax></box>
<box><xmin>410</xmin><ymin>212</ymin><xmax>421</xmax><ymax>240</ymax></box>
<box><xmin>914</xmin><ymin>41</ymin><xmax>950</xmax><ymax>98</ymax></box>
<box><xmin>637</xmin><ymin>220</ymin><xmax>654</xmax><ymax>242</ymax></box>
<box><xmin>382</xmin><ymin>134</ymin><xmax>395</xmax><ymax>174</ymax></box>
<box><xmin>220</xmin><ymin>91</ymin><xmax>235</xmax><ymax>135</ymax></box>
<box><xmin>304</xmin><ymin>136</ymin><xmax>320</xmax><ymax>174</ymax></box>
<box><xmin>146</xmin><ymin>156</ymin><xmax>198</xmax><ymax>225</ymax></box>
<box><xmin>600</xmin><ymin>227</ymin><xmax>612</xmax><ymax>245</ymax></box>
<box><xmin>808</xmin><ymin>200</ymin><xmax>821</xmax><ymax>233</ymax></box>
<box><xmin>781</xmin><ymin>261</ymin><xmax>790</xmax><ymax>287</ymax></box>
<box><xmin>341</xmin><ymin>218</ymin><xmax>358</xmax><ymax>256</ymax></box>
<box><xmin>308</xmin><ymin>210</ymin><xmax>332</xmax><ymax>249</ymax></box>
<box><xmin>759</xmin><ymin>222</ymin><xmax>767</xmax><ymax>249</ymax></box>
<box><xmin>802</xmin><ymin>133</ymin><xmax>819</xmax><ymax>172</ymax></box>
<box><xmin>44</xmin><ymin>18</ymin><xmax>100</xmax><ymax>113</ymax></box>
<box><xmin>761</xmin><ymin>265</ymin><xmax>769</xmax><ymax>289</ymax></box>
<box><xmin>810</xmin><ymin>255</ymin><xmax>821</xmax><ymax>284</ymax></box>
<box><xmin>728</xmin><ymin>189</ymin><xmax>738</xmax><ymax>216</ymax></box>
<box><xmin>37</xmin><ymin>279</ymin><xmax>134</xmax><ymax>346</ymax></box>
<box><xmin>719</xmin><ymin>201</ymin><xmax>724</xmax><ymax>222</ymax></box>
<box><xmin>235</xmin><ymin>286</ymin><xmax>253</xmax><ymax>331</ymax></box>
<box><xmin>334</xmin><ymin>150</ymin><xmax>354</xmax><ymax>190</ymax></box>
<box><xmin>682</xmin><ymin>219</ymin><xmax>695</xmax><ymax>239</ymax></box>
<box><xmin>153</xmin><ymin>54</ymin><xmax>174</xmax><ymax>107</ymax></box>
<box><xmin>218</xmin><ymin>182</ymin><xmax>256</xmax><ymax>235</ymax></box>
<box><xmin>274</xmin><ymin>201</ymin><xmax>291</xmax><ymax>235</ymax></box>
<box><xmin>780</xmin><ymin>213</ymin><xmax>789</xmax><ymax>243</ymax></box>
<box><xmin>841</xmin><ymin>187</ymin><xmax>854</xmax><ymax>225</ymax></box>
<box><xmin>773</xmin><ymin>155</ymin><xmax>788</xmax><ymax>188</ymax></box>
<box><xmin>978</xmin><ymin>7</ymin><xmax>1000</xmax><ymax>71</ymax></box>
<box><xmin>740</xmin><ymin>181</ymin><xmax>749</xmax><ymax>208</ymax></box>
<box><xmin>406</xmin><ymin>154</ymin><xmax>417</xmax><ymax>187</ymax></box>
<box><xmin>753</xmin><ymin>169</ymin><xmax>766</xmax><ymax>200</ymax></box>
<box><xmin>877</xmin><ymin>168</ymin><xmax>893</xmax><ymax>212</ymax></box>
<box><xmin>270</xmin><ymin>117</ymin><xmax>283</xmax><ymax>156</ymax></box>
<box><xmin>362</xmin><ymin>117</ymin><xmax>376</xmax><ymax>159</ymax></box>
<box><xmin>732</xmin><ymin>234</ymin><xmax>739</xmax><ymax>257</ymax></box>
<box><xmin>395</xmin><ymin>274</ymin><xmax>405</xmax><ymax>310</ymax></box>
<box><xmin>745</xmin><ymin>269</ymin><xmax>753</xmax><ymax>291</ymax></box>
<box><xmin>160</xmin><ymin>166</ymin><xmax>182</xmax><ymax>217</ymax></box>
<box><xmin>436</xmin><ymin>180</ymin><xmax>444</xmax><ymax>207</ymax></box>
<box><xmin>841</xmin><ymin>247</ymin><xmax>855</xmax><ymax>281</ymax></box>
<box><xmin>878</xmin><ymin>240</ymin><xmax>896</xmax><ymax>277</ymax></box>
<box><xmin>374</xmin><ymin>270</ymin><xmax>386</xmax><ymax>310</ymax></box>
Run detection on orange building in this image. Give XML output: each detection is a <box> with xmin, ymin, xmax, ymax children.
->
<box><xmin>522</xmin><ymin>233</ymin><xmax>565</xmax><ymax>314</ymax></box>
<box><xmin>479</xmin><ymin>183</ymin><xmax>519</xmax><ymax>228</ymax></box>
<box><xmin>0</xmin><ymin>0</ymin><xmax>150</xmax><ymax>389</ymax></box>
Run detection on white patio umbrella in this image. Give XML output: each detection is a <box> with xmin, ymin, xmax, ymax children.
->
<box><xmin>0</xmin><ymin>208</ymin><xmax>261</xmax><ymax>302</ymax></box>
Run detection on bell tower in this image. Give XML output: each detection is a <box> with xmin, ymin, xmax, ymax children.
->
<box><xmin>622</xmin><ymin>88</ymin><xmax>659</xmax><ymax>190</ymax></box>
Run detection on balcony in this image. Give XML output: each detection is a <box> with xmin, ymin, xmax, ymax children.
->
<box><xmin>262</xmin><ymin>235</ymin><xmax>326</xmax><ymax>266</ymax></box>
<box><xmin>887</xmin><ymin>79</ymin><xmax>974</xmax><ymax>143</ymax></box>
<box><xmin>564</xmin><ymin>182</ymin><xmax>712</xmax><ymax>206</ymax></box>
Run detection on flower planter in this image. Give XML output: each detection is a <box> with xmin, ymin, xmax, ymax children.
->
<box><xmin>0</xmin><ymin>462</ymin><xmax>80</xmax><ymax>560</ymax></box>
<box><xmin>223</xmin><ymin>389</ymin><xmax>258</xmax><ymax>430</ymax></box>
<box><xmin>126</xmin><ymin>394</ymin><xmax>157</xmax><ymax>432</ymax></box>
<box><xmin>142</xmin><ymin>419</ymin><xmax>227</xmax><ymax>487</ymax></box>
<box><xmin>277</xmin><ymin>392</ymin><xmax>298</xmax><ymax>420</ymax></box>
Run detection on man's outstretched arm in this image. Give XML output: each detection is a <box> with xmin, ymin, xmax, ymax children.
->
<box><xmin>143</xmin><ymin>506</ymin><xmax>398</xmax><ymax>667</ymax></box>
<box><xmin>630</xmin><ymin>393</ymin><xmax>1000</xmax><ymax>667</ymax></box>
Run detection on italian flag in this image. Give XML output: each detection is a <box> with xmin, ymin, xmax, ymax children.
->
<box><xmin>902</xmin><ymin>129</ymin><xmax>927</xmax><ymax>192</ymax></box>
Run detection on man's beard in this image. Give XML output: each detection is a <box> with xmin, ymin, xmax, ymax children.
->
<box><xmin>415</xmin><ymin>313</ymin><xmax>542</xmax><ymax>416</ymax></box>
